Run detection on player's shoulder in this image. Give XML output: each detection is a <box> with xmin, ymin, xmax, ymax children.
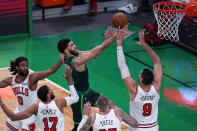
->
<box><xmin>3</xmin><ymin>76</ymin><xmax>13</xmax><ymax>84</ymax></box>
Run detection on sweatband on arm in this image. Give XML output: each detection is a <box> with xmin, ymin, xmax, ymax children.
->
<box><xmin>117</xmin><ymin>46</ymin><xmax>130</xmax><ymax>79</ymax></box>
<box><xmin>65</xmin><ymin>85</ymin><xmax>79</xmax><ymax>106</ymax></box>
<box><xmin>77</xmin><ymin>115</ymin><xmax>88</xmax><ymax>131</ymax></box>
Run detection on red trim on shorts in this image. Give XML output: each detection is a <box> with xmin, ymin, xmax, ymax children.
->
<box><xmin>138</xmin><ymin>121</ymin><xmax>158</xmax><ymax>128</ymax></box>
<box><xmin>6</xmin><ymin>121</ymin><xmax>18</xmax><ymax>131</ymax></box>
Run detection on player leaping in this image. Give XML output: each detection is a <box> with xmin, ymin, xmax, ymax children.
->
<box><xmin>116</xmin><ymin>27</ymin><xmax>163</xmax><ymax>131</ymax></box>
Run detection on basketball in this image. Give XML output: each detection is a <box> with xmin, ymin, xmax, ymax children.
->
<box><xmin>112</xmin><ymin>12</ymin><xmax>129</xmax><ymax>29</ymax></box>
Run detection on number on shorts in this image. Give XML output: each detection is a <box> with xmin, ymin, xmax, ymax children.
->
<box><xmin>99</xmin><ymin>128</ymin><xmax>117</xmax><ymax>131</ymax></box>
<box><xmin>142</xmin><ymin>103</ymin><xmax>152</xmax><ymax>116</ymax></box>
<box><xmin>17</xmin><ymin>96</ymin><xmax>23</xmax><ymax>105</ymax></box>
<box><xmin>29</xmin><ymin>123</ymin><xmax>35</xmax><ymax>131</ymax></box>
<box><xmin>43</xmin><ymin>117</ymin><xmax>58</xmax><ymax>131</ymax></box>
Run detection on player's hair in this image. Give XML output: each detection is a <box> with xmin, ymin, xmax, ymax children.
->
<box><xmin>57</xmin><ymin>38</ymin><xmax>71</xmax><ymax>53</ymax></box>
<box><xmin>97</xmin><ymin>95</ymin><xmax>109</xmax><ymax>112</ymax></box>
<box><xmin>9</xmin><ymin>56</ymin><xmax>28</xmax><ymax>75</ymax></box>
<box><xmin>37</xmin><ymin>85</ymin><xmax>48</xmax><ymax>102</ymax></box>
<box><xmin>141</xmin><ymin>69</ymin><xmax>154</xmax><ymax>85</ymax></box>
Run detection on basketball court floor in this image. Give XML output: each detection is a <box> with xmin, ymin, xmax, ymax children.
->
<box><xmin>0</xmin><ymin>24</ymin><xmax>197</xmax><ymax>130</ymax></box>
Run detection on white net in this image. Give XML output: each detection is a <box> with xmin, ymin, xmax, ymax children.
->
<box><xmin>153</xmin><ymin>2</ymin><xmax>186</xmax><ymax>42</ymax></box>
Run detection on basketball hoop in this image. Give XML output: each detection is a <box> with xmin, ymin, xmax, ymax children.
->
<box><xmin>153</xmin><ymin>1</ymin><xmax>187</xmax><ymax>42</ymax></box>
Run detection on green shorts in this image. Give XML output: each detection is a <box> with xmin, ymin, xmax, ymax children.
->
<box><xmin>71</xmin><ymin>88</ymin><xmax>100</xmax><ymax>124</ymax></box>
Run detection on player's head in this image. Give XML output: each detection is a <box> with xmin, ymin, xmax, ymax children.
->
<box><xmin>9</xmin><ymin>56</ymin><xmax>29</xmax><ymax>76</ymax></box>
<box><xmin>139</xmin><ymin>69</ymin><xmax>154</xmax><ymax>86</ymax></box>
<box><xmin>97</xmin><ymin>95</ymin><xmax>109</xmax><ymax>112</ymax></box>
<box><xmin>57</xmin><ymin>38</ymin><xmax>78</xmax><ymax>56</ymax></box>
<box><xmin>37</xmin><ymin>85</ymin><xmax>55</xmax><ymax>102</ymax></box>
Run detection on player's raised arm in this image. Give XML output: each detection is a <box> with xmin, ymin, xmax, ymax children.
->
<box><xmin>57</xmin><ymin>67</ymin><xmax>79</xmax><ymax>108</ymax></box>
<box><xmin>0</xmin><ymin>77</ymin><xmax>12</xmax><ymax>88</ymax></box>
<box><xmin>115</xmin><ymin>107</ymin><xmax>139</xmax><ymax>128</ymax></box>
<box><xmin>137</xmin><ymin>30</ymin><xmax>163</xmax><ymax>91</ymax></box>
<box><xmin>0</xmin><ymin>96</ymin><xmax>38</xmax><ymax>121</ymax></box>
<box><xmin>73</xmin><ymin>26</ymin><xmax>117</xmax><ymax>66</ymax></box>
<box><xmin>30</xmin><ymin>55</ymin><xmax>63</xmax><ymax>83</ymax></box>
<box><xmin>116</xmin><ymin>25</ymin><xmax>137</xmax><ymax>99</ymax></box>
<box><xmin>77</xmin><ymin>102</ymin><xmax>93</xmax><ymax>131</ymax></box>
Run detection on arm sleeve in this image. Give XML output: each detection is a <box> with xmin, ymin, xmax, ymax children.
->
<box><xmin>65</xmin><ymin>85</ymin><xmax>79</xmax><ymax>106</ymax></box>
<box><xmin>117</xmin><ymin>46</ymin><xmax>130</xmax><ymax>79</ymax></box>
<box><xmin>77</xmin><ymin>115</ymin><xmax>88</xmax><ymax>131</ymax></box>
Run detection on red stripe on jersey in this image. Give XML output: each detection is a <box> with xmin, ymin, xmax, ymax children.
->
<box><xmin>6</xmin><ymin>122</ymin><xmax>18</xmax><ymax>131</ymax></box>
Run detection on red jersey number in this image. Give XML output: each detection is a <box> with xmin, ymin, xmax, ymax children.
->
<box><xmin>17</xmin><ymin>96</ymin><xmax>23</xmax><ymax>105</ymax></box>
<box><xmin>142</xmin><ymin>103</ymin><xmax>152</xmax><ymax>116</ymax></box>
<box><xmin>43</xmin><ymin>117</ymin><xmax>58</xmax><ymax>131</ymax></box>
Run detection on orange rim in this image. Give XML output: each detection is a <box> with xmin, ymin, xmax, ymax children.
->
<box><xmin>153</xmin><ymin>1</ymin><xmax>187</xmax><ymax>13</ymax></box>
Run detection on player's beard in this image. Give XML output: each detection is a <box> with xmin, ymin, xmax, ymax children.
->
<box><xmin>18</xmin><ymin>70</ymin><xmax>29</xmax><ymax>77</ymax></box>
<box><xmin>69</xmin><ymin>50</ymin><xmax>78</xmax><ymax>56</ymax></box>
<box><xmin>51</xmin><ymin>94</ymin><xmax>55</xmax><ymax>100</ymax></box>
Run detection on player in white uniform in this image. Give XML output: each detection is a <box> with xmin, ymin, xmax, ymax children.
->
<box><xmin>0</xmin><ymin>56</ymin><xmax>63</xmax><ymax>130</ymax></box>
<box><xmin>77</xmin><ymin>95</ymin><xmax>139</xmax><ymax>131</ymax></box>
<box><xmin>116</xmin><ymin>27</ymin><xmax>163</xmax><ymax>131</ymax></box>
<box><xmin>0</xmin><ymin>67</ymin><xmax>79</xmax><ymax>131</ymax></box>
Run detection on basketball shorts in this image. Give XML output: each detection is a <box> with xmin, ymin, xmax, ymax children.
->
<box><xmin>128</xmin><ymin>124</ymin><xmax>159</xmax><ymax>131</ymax></box>
<box><xmin>71</xmin><ymin>88</ymin><xmax>100</xmax><ymax>124</ymax></box>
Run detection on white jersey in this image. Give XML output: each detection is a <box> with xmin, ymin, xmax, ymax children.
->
<box><xmin>93</xmin><ymin>109</ymin><xmax>121</xmax><ymax>131</ymax></box>
<box><xmin>37</xmin><ymin>100</ymin><xmax>64</xmax><ymax>131</ymax></box>
<box><xmin>130</xmin><ymin>85</ymin><xmax>160</xmax><ymax>128</ymax></box>
<box><xmin>12</xmin><ymin>75</ymin><xmax>37</xmax><ymax>111</ymax></box>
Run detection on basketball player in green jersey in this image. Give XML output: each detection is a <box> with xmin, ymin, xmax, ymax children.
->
<box><xmin>57</xmin><ymin>27</ymin><xmax>117</xmax><ymax>131</ymax></box>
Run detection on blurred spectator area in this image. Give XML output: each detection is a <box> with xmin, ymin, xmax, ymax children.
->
<box><xmin>32</xmin><ymin>0</ymin><xmax>129</xmax><ymax>20</ymax></box>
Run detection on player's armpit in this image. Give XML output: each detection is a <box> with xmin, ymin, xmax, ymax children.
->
<box><xmin>73</xmin><ymin>51</ymin><xmax>95</xmax><ymax>66</ymax></box>
<box><xmin>122</xmin><ymin>77</ymin><xmax>137</xmax><ymax>98</ymax></box>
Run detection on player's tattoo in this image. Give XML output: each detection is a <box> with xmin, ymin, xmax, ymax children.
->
<box><xmin>117</xmin><ymin>108</ymin><xmax>139</xmax><ymax>128</ymax></box>
<box><xmin>79</xmin><ymin>116</ymin><xmax>93</xmax><ymax>131</ymax></box>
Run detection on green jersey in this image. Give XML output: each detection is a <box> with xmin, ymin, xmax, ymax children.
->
<box><xmin>64</xmin><ymin>56</ymin><xmax>89</xmax><ymax>91</ymax></box>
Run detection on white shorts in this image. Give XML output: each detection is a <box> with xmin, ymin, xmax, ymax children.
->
<box><xmin>128</xmin><ymin>125</ymin><xmax>159</xmax><ymax>131</ymax></box>
<box><xmin>6</xmin><ymin>107</ymin><xmax>36</xmax><ymax>131</ymax></box>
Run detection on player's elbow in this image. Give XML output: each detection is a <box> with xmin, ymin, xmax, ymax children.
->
<box><xmin>129</xmin><ymin>118</ymin><xmax>139</xmax><ymax>128</ymax></box>
<box><xmin>155</xmin><ymin>57</ymin><xmax>161</xmax><ymax>64</ymax></box>
<box><xmin>74</xmin><ymin>95</ymin><xmax>79</xmax><ymax>103</ymax></box>
<box><xmin>133</xmin><ymin>119</ymin><xmax>139</xmax><ymax>128</ymax></box>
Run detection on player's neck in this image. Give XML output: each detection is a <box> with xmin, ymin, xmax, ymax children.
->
<box><xmin>141</xmin><ymin>84</ymin><xmax>151</xmax><ymax>92</ymax></box>
<box><xmin>98</xmin><ymin>108</ymin><xmax>110</xmax><ymax>115</ymax></box>
<box><xmin>65</xmin><ymin>52</ymin><xmax>71</xmax><ymax>57</ymax></box>
<box><xmin>15</xmin><ymin>75</ymin><xmax>27</xmax><ymax>83</ymax></box>
<box><xmin>43</xmin><ymin>99</ymin><xmax>52</xmax><ymax>104</ymax></box>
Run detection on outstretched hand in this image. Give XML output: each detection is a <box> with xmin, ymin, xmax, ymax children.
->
<box><xmin>83</xmin><ymin>102</ymin><xmax>91</xmax><ymax>116</ymax></box>
<box><xmin>117</xmin><ymin>24</ymin><xmax>129</xmax><ymax>41</ymax></box>
<box><xmin>136</xmin><ymin>29</ymin><xmax>146</xmax><ymax>46</ymax></box>
<box><xmin>63</xmin><ymin>67</ymin><xmax>73</xmax><ymax>85</ymax></box>
<box><xmin>104</xmin><ymin>26</ymin><xmax>115</xmax><ymax>40</ymax></box>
